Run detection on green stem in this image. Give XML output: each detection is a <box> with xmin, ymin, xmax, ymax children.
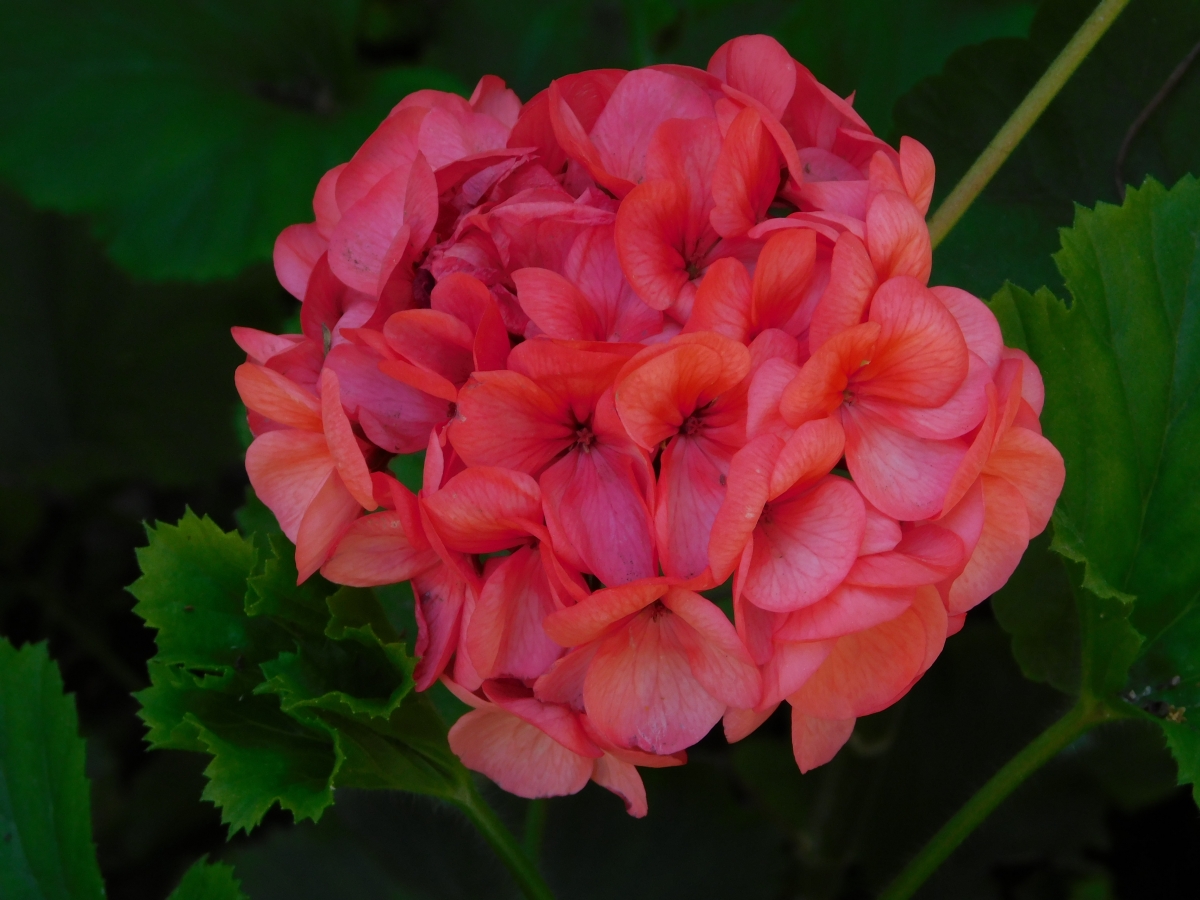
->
<box><xmin>454</xmin><ymin>780</ymin><xmax>555</xmax><ymax>900</ymax></box>
<box><xmin>927</xmin><ymin>0</ymin><xmax>1132</xmax><ymax>249</ymax></box>
<box><xmin>879</xmin><ymin>700</ymin><xmax>1110</xmax><ymax>900</ymax></box>
<box><xmin>523</xmin><ymin>798</ymin><xmax>548</xmax><ymax>859</ymax></box>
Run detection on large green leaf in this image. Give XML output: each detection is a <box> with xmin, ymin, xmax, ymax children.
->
<box><xmin>132</xmin><ymin>510</ymin><xmax>470</xmax><ymax>835</ymax></box>
<box><xmin>0</xmin><ymin>639</ymin><xmax>105</xmax><ymax>900</ymax></box>
<box><xmin>986</xmin><ymin>177</ymin><xmax>1200</xmax><ymax>799</ymax></box>
<box><xmin>896</xmin><ymin>0</ymin><xmax>1200</xmax><ymax>298</ymax></box>
<box><xmin>0</xmin><ymin>0</ymin><xmax>461</xmax><ymax>280</ymax></box>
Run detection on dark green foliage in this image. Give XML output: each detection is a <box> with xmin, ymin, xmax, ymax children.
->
<box><xmin>0</xmin><ymin>0</ymin><xmax>462</xmax><ymax>280</ymax></box>
<box><xmin>131</xmin><ymin>511</ymin><xmax>470</xmax><ymax>835</ymax></box>
<box><xmin>897</xmin><ymin>0</ymin><xmax>1200</xmax><ymax>298</ymax></box>
<box><xmin>165</xmin><ymin>858</ymin><xmax>247</xmax><ymax>900</ymax></box>
<box><xmin>0</xmin><ymin>639</ymin><xmax>105</xmax><ymax>900</ymax></box>
<box><xmin>986</xmin><ymin>177</ymin><xmax>1200</xmax><ymax>802</ymax></box>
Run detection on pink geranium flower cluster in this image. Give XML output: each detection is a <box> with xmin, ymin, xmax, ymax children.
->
<box><xmin>234</xmin><ymin>35</ymin><xmax>1064</xmax><ymax>817</ymax></box>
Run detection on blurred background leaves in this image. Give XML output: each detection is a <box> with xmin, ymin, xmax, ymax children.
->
<box><xmin>1</xmin><ymin>1</ymin><xmax>1198</xmax><ymax>898</ymax></box>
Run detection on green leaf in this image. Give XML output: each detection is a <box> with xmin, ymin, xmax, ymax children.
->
<box><xmin>131</xmin><ymin>510</ymin><xmax>290</xmax><ymax>671</ymax></box>
<box><xmin>0</xmin><ymin>0</ymin><xmax>462</xmax><ymax>280</ymax></box>
<box><xmin>133</xmin><ymin>509</ymin><xmax>469</xmax><ymax>833</ymax></box>
<box><xmin>166</xmin><ymin>857</ymin><xmax>248</xmax><ymax>900</ymax></box>
<box><xmin>985</xmin><ymin>177</ymin><xmax>1200</xmax><ymax>800</ymax></box>
<box><xmin>0</xmin><ymin>638</ymin><xmax>105</xmax><ymax>900</ymax></box>
<box><xmin>896</xmin><ymin>0</ymin><xmax>1200</xmax><ymax>298</ymax></box>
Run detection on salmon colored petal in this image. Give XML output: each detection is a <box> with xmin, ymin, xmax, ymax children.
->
<box><xmin>711</xmin><ymin>107</ymin><xmax>782</xmax><ymax>238</ymax></box>
<box><xmin>662</xmin><ymin>588</ymin><xmax>761</xmax><ymax>709</ymax></box>
<box><xmin>335</xmin><ymin>106</ymin><xmax>426</xmax><ymax>214</ymax></box>
<box><xmin>865</xmin><ymin>190</ymin><xmax>931</xmax><ymax>282</ymax></box>
<box><xmin>860</xmin><ymin>277</ymin><xmax>967</xmax><ymax>409</ymax></box>
<box><xmin>584</xmin><ymin>607</ymin><xmax>725</xmax><ymax>755</ymax></box>
<box><xmin>788</xmin><ymin>586</ymin><xmax>946</xmax><ymax>719</ymax></box>
<box><xmin>590</xmin><ymin>753</ymin><xmax>649</xmax><ymax>817</ymax></box>
<box><xmin>274</xmin><ymin>223</ymin><xmax>326</xmax><ymax>301</ymax></box>
<box><xmin>547</xmin><ymin>79</ymin><xmax>635</xmax><ymax>197</ymax></box>
<box><xmin>723</xmin><ymin>704</ymin><xmax>778</xmax><ymax>743</ymax></box>
<box><xmin>295</xmin><ymin>470</ymin><xmax>361</xmax><ymax>583</ymax></box>
<box><xmin>683</xmin><ymin>257</ymin><xmax>752</xmax><ymax>342</ymax></box>
<box><xmin>860</xmin><ymin>501</ymin><xmax>903</xmax><ymax>555</ymax></box>
<box><xmin>616</xmin><ymin>343</ymin><xmax>723</xmax><ymax>447</ymax></box>
<box><xmin>790</xmin><ymin>713</ymin><xmax>855</xmax><ymax>773</ymax></box>
<box><xmin>846</xmin><ymin>524</ymin><xmax>964</xmax><ymax>588</ymax></box>
<box><xmin>534</xmin><ymin>643</ymin><xmax>601</xmax><ymax>710</ymax></box>
<box><xmin>544</xmin><ymin>577</ymin><xmax>669</xmax><ymax>647</ymax></box>
<box><xmin>235</xmin><ymin>363</ymin><xmax>322</xmax><ymax>431</ymax></box>
<box><xmin>590</xmin><ymin>68</ymin><xmax>715</xmax><ymax>186</ymax></box>
<box><xmin>775</xmin><ymin>584</ymin><xmax>911</xmax><ymax>642</ymax></box>
<box><xmin>769</xmin><ymin>417</ymin><xmax>846</xmax><ymax>500</ymax></box>
<box><xmin>318</xmin><ymin>369</ymin><xmax>376</xmax><ymax>510</ymax></box>
<box><xmin>747</xmin><ymin>329</ymin><xmax>801</xmax><ymax>375</ymax></box>
<box><xmin>746</xmin><ymin>357</ymin><xmax>801</xmax><ymax>439</ymax></box>
<box><xmin>328</xmin><ymin>161</ymin><xmax>416</xmax><ymax>295</ymax></box>
<box><xmin>327</xmin><ymin>348</ymin><xmax>453</xmax><ymax>453</ymax></box>
<box><xmin>842</xmin><ymin>404</ymin><xmax>966</xmax><ymax>521</ymax></box>
<box><xmin>615</xmin><ymin>179</ymin><xmax>691</xmax><ymax>311</ymax></box>
<box><xmin>468</xmin><ymin>546</ymin><xmax>564</xmax><ymax>681</ymax></box>
<box><xmin>320</xmin><ymin>509</ymin><xmax>439</xmax><ymax>587</ymax></box>
<box><xmin>514</xmin><ymin>267</ymin><xmax>605</xmax><ymax>341</ymax></box>
<box><xmin>808</xmin><ymin>233</ymin><xmax>876</xmax><ymax>352</ymax></box>
<box><xmin>946</xmin><ymin>475</ymin><xmax>1031</xmax><ymax>615</ymax></box>
<box><xmin>985</xmin><ymin>427</ymin><xmax>1064</xmax><ymax>535</ymax></box>
<box><xmin>744</xmin><ymin>476</ymin><xmax>865</xmax><ymax>612</ymax></box>
<box><xmin>448</xmin><ymin>708</ymin><xmax>593</xmax><ymax>798</ymax></box>
<box><xmin>709</xmin><ymin>35</ymin><xmax>796</xmax><ymax>118</ymax></box>
<box><xmin>657</xmin><ymin>436</ymin><xmax>732</xmax><ymax>580</ymax></box>
<box><xmin>413</xmin><ymin>564</ymin><xmax>471</xmax><ymax>690</ymax></box>
<box><xmin>751</xmin><ymin>229</ymin><xmax>817</xmax><ymax>334</ymax></box>
<box><xmin>421</xmin><ymin>466</ymin><xmax>541</xmax><ymax>553</ymax></box>
<box><xmin>384</xmin><ymin>309</ymin><xmax>476</xmax><ymax>384</ymax></box>
<box><xmin>931</xmin><ymin>286</ymin><xmax>1002</xmax><ymax>372</ymax></box>
<box><xmin>644</xmin><ymin>117</ymin><xmax>722</xmax><ymax>232</ymax></box>
<box><xmin>482</xmin><ymin>681</ymin><xmax>601</xmax><ymax>759</ymax></box>
<box><xmin>779</xmin><ymin>322</ymin><xmax>879</xmax><ymax>426</ymax></box>
<box><xmin>540</xmin><ymin>443</ymin><xmax>657</xmax><ymax>587</ymax></box>
<box><xmin>866</xmin><ymin>349</ymin><xmax>989</xmax><ymax>441</ymax></box>
<box><xmin>245</xmin><ymin>430</ymin><xmax>334</xmax><ymax>542</ymax></box>
<box><xmin>450</xmin><ymin>371</ymin><xmax>573</xmax><ymax>473</ymax></box>
<box><xmin>708</xmin><ymin>434</ymin><xmax>782</xmax><ymax>583</ymax></box>
<box><xmin>899</xmin><ymin>137</ymin><xmax>935</xmax><ymax>215</ymax></box>
<box><xmin>760</xmin><ymin>640</ymin><xmax>832</xmax><ymax>709</ymax></box>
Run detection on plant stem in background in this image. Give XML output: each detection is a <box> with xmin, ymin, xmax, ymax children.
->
<box><xmin>878</xmin><ymin>699</ymin><xmax>1118</xmax><ymax>900</ymax></box>
<box><xmin>523</xmin><ymin>798</ymin><xmax>548</xmax><ymax>859</ymax></box>
<box><xmin>927</xmin><ymin>0</ymin><xmax>1132</xmax><ymax>248</ymax></box>
<box><xmin>455</xmin><ymin>781</ymin><xmax>556</xmax><ymax>900</ymax></box>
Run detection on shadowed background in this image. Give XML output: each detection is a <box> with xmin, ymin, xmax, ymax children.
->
<box><xmin>1</xmin><ymin>1</ymin><xmax>1198</xmax><ymax>897</ymax></box>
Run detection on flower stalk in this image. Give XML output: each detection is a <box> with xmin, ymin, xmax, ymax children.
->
<box><xmin>454</xmin><ymin>781</ymin><xmax>556</xmax><ymax>900</ymax></box>
<box><xmin>928</xmin><ymin>0</ymin><xmax>1132</xmax><ymax>248</ymax></box>
<box><xmin>879</xmin><ymin>698</ymin><xmax>1121</xmax><ymax>900</ymax></box>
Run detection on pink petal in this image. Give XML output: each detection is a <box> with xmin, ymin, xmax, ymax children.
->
<box><xmin>584</xmin><ymin>606</ymin><xmax>725</xmax><ymax>755</ymax></box>
<box><xmin>295</xmin><ymin>470</ymin><xmax>361</xmax><ymax>582</ymax></box>
<box><xmin>320</xmin><ymin>509</ymin><xmax>439</xmax><ymax>587</ymax></box>
<box><xmin>663</xmin><ymin>588</ymin><xmax>761</xmax><ymax>709</ymax></box>
<box><xmin>448</xmin><ymin>708</ymin><xmax>593</xmax><ymax>798</ymax></box>
<box><xmin>467</xmin><ymin>546</ymin><xmax>564</xmax><ymax>680</ymax></box>
<box><xmin>245</xmin><ymin>430</ymin><xmax>334</xmax><ymax>542</ymax></box>
<box><xmin>421</xmin><ymin>466</ymin><xmax>542</xmax><ymax>553</ymax></box>
<box><xmin>744</xmin><ymin>476</ymin><xmax>866</xmax><ymax>613</ymax></box>
<box><xmin>790</xmin><ymin>713</ymin><xmax>855</xmax><ymax>773</ymax></box>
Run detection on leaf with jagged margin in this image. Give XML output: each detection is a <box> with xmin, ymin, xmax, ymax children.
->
<box><xmin>0</xmin><ymin>639</ymin><xmax>105</xmax><ymax>900</ymax></box>
<box><xmin>138</xmin><ymin>663</ymin><xmax>340</xmax><ymax>835</ymax></box>
<box><xmin>131</xmin><ymin>510</ymin><xmax>292</xmax><ymax>671</ymax></box>
<box><xmin>166</xmin><ymin>857</ymin><xmax>248</xmax><ymax>900</ymax></box>
<box><xmin>986</xmin><ymin>177</ymin><xmax>1200</xmax><ymax>801</ymax></box>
